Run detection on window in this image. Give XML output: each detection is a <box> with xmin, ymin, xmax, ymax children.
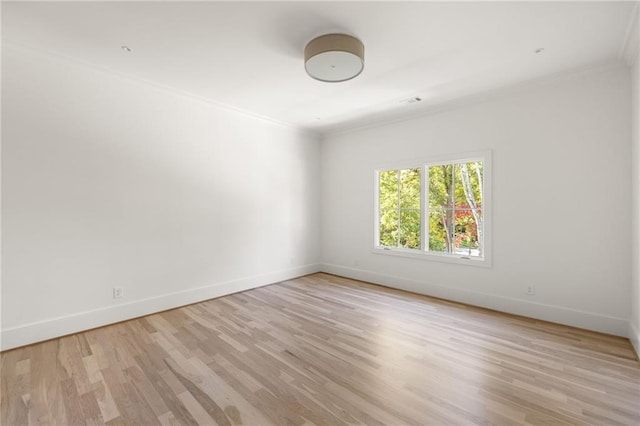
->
<box><xmin>375</xmin><ymin>151</ymin><xmax>491</xmax><ymax>265</ymax></box>
<box><xmin>378</xmin><ymin>168</ymin><xmax>421</xmax><ymax>249</ymax></box>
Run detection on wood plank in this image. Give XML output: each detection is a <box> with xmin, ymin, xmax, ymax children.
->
<box><xmin>1</xmin><ymin>273</ymin><xmax>638</xmax><ymax>425</ymax></box>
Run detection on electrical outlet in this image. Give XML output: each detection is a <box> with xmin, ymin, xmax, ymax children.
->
<box><xmin>113</xmin><ymin>287</ymin><xmax>124</xmax><ymax>299</ymax></box>
<box><xmin>526</xmin><ymin>285</ymin><xmax>535</xmax><ymax>296</ymax></box>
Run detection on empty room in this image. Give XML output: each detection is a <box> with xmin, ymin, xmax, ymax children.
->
<box><xmin>2</xmin><ymin>1</ymin><xmax>640</xmax><ymax>425</ymax></box>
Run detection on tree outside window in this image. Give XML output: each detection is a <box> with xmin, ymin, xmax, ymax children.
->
<box><xmin>377</xmin><ymin>155</ymin><xmax>486</xmax><ymax>261</ymax></box>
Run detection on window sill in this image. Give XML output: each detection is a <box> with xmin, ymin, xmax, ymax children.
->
<box><xmin>372</xmin><ymin>246</ymin><xmax>492</xmax><ymax>268</ymax></box>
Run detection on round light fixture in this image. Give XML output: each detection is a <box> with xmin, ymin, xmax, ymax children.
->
<box><xmin>304</xmin><ymin>33</ymin><xmax>364</xmax><ymax>82</ymax></box>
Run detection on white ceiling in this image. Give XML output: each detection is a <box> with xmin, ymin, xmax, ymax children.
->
<box><xmin>2</xmin><ymin>1</ymin><xmax>636</xmax><ymax>134</ymax></box>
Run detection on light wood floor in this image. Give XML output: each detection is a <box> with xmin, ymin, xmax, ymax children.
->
<box><xmin>1</xmin><ymin>273</ymin><xmax>639</xmax><ymax>425</ymax></box>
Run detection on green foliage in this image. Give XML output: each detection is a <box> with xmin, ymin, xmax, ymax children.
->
<box><xmin>378</xmin><ymin>168</ymin><xmax>420</xmax><ymax>249</ymax></box>
<box><xmin>379</xmin><ymin>162</ymin><xmax>484</xmax><ymax>256</ymax></box>
<box><xmin>428</xmin><ymin>162</ymin><xmax>483</xmax><ymax>255</ymax></box>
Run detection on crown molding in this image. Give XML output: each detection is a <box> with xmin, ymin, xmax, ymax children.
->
<box><xmin>322</xmin><ymin>60</ymin><xmax>626</xmax><ymax>139</ymax></box>
<box><xmin>2</xmin><ymin>40</ymin><xmax>321</xmax><ymax>140</ymax></box>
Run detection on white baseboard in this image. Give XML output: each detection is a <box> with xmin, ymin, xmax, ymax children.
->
<box><xmin>2</xmin><ymin>263</ymin><xmax>633</xmax><ymax>352</ymax></box>
<box><xmin>630</xmin><ymin>320</ymin><xmax>640</xmax><ymax>360</ymax></box>
<box><xmin>0</xmin><ymin>264</ymin><xmax>321</xmax><ymax>351</ymax></box>
<box><xmin>320</xmin><ymin>263</ymin><xmax>629</xmax><ymax>337</ymax></box>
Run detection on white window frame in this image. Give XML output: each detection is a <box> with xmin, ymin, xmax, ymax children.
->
<box><xmin>373</xmin><ymin>150</ymin><xmax>492</xmax><ymax>267</ymax></box>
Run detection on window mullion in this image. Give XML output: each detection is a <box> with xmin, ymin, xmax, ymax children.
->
<box><xmin>422</xmin><ymin>166</ymin><xmax>427</xmax><ymax>252</ymax></box>
<box><xmin>375</xmin><ymin>171</ymin><xmax>380</xmax><ymax>247</ymax></box>
<box><xmin>451</xmin><ymin>164</ymin><xmax>455</xmax><ymax>255</ymax></box>
<box><xmin>396</xmin><ymin>171</ymin><xmax>401</xmax><ymax>247</ymax></box>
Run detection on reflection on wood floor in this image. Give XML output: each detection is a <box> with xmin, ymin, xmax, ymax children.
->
<box><xmin>2</xmin><ymin>273</ymin><xmax>639</xmax><ymax>425</ymax></box>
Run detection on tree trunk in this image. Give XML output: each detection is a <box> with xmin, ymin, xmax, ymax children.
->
<box><xmin>444</xmin><ymin>165</ymin><xmax>455</xmax><ymax>253</ymax></box>
<box><xmin>459</xmin><ymin>163</ymin><xmax>483</xmax><ymax>256</ymax></box>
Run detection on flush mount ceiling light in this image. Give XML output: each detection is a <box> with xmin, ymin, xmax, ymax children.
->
<box><xmin>304</xmin><ymin>33</ymin><xmax>364</xmax><ymax>82</ymax></box>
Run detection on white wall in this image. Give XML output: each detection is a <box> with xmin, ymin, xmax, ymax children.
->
<box><xmin>629</xmin><ymin>5</ymin><xmax>640</xmax><ymax>357</ymax></box>
<box><xmin>1</xmin><ymin>44</ymin><xmax>321</xmax><ymax>350</ymax></box>
<box><xmin>2</xmin><ymin>42</ymin><xmax>636</xmax><ymax>351</ymax></box>
<box><xmin>321</xmin><ymin>65</ymin><xmax>632</xmax><ymax>336</ymax></box>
